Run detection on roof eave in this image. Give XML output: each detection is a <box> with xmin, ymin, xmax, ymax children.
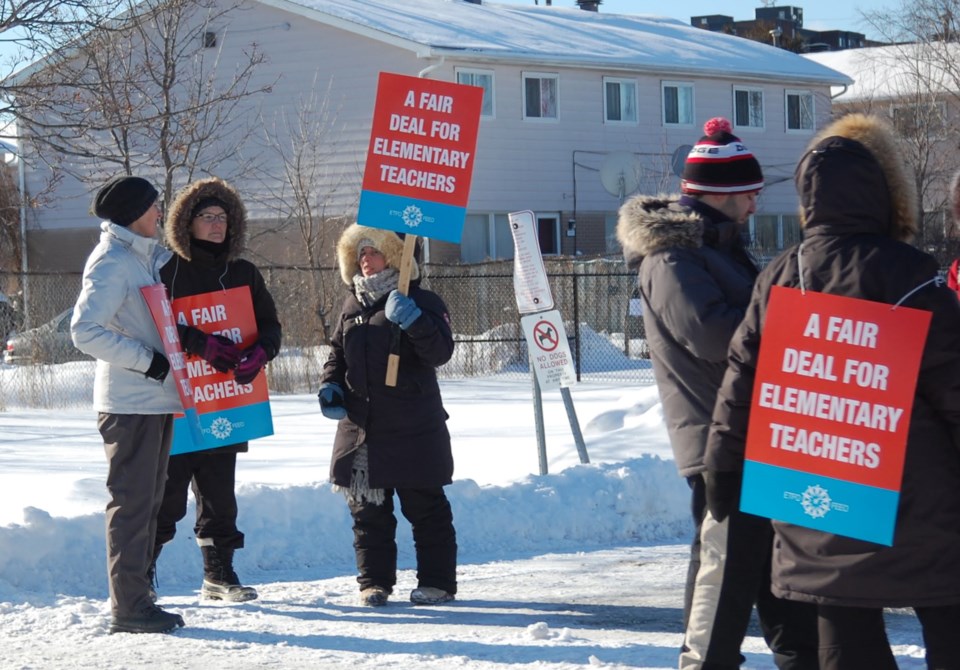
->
<box><xmin>419</xmin><ymin>47</ymin><xmax>854</xmax><ymax>87</ymax></box>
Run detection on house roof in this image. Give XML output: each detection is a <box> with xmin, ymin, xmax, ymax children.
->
<box><xmin>805</xmin><ymin>43</ymin><xmax>960</xmax><ymax>102</ymax></box>
<box><xmin>263</xmin><ymin>0</ymin><xmax>852</xmax><ymax>85</ymax></box>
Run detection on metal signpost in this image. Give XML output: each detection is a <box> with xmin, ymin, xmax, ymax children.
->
<box><xmin>509</xmin><ymin>210</ymin><xmax>588</xmax><ymax>474</ymax></box>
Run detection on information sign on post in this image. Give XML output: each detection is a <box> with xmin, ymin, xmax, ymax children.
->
<box><xmin>509</xmin><ymin>210</ymin><xmax>554</xmax><ymax>314</ymax></box>
<box><xmin>741</xmin><ymin>286</ymin><xmax>930</xmax><ymax>545</ymax></box>
<box><xmin>521</xmin><ymin>310</ymin><xmax>577</xmax><ymax>390</ymax></box>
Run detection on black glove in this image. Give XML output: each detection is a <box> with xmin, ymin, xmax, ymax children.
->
<box><xmin>704</xmin><ymin>470</ymin><xmax>742</xmax><ymax>523</ymax></box>
<box><xmin>179</xmin><ymin>325</ymin><xmax>241</xmax><ymax>372</ymax></box>
<box><xmin>145</xmin><ymin>351</ymin><xmax>170</xmax><ymax>382</ymax></box>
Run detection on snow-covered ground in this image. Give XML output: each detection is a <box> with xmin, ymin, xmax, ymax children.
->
<box><xmin>0</xmin><ymin>366</ymin><xmax>928</xmax><ymax>668</ymax></box>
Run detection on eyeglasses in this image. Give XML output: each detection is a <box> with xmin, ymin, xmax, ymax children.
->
<box><xmin>194</xmin><ymin>212</ymin><xmax>227</xmax><ymax>223</ymax></box>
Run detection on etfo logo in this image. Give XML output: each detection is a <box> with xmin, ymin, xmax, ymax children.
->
<box><xmin>209</xmin><ymin>416</ymin><xmax>233</xmax><ymax>440</ymax></box>
<box><xmin>402</xmin><ymin>205</ymin><xmax>423</xmax><ymax>228</ymax></box>
<box><xmin>801</xmin><ymin>484</ymin><xmax>831</xmax><ymax>518</ymax></box>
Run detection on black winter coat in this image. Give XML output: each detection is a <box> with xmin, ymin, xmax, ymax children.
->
<box><xmin>321</xmin><ymin>283</ymin><xmax>454</xmax><ymax>489</ymax></box>
<box><xmin>616</xmin><ymin>195</ymin><xmax>758</xmax><ymax>477</ymax></box>
<box><xmin>160</xmin><ymin>178</ymin><xmax>282</xmax><ymax>454</ymax></box>
<box><xmin>707</xmin><ymin>116</ymin><xmax>960</xmax><ymax>608</ymax></box>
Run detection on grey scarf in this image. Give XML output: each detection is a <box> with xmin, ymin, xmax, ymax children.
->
<box><xmin>353</xmin><ymin>267</ymin><xmax>399</xmax><ymax>308</ymax></box>
<box><xmin>336</xmin><ymin>444</ymin><xmax>386</xmax><ymax>506</ymax></box>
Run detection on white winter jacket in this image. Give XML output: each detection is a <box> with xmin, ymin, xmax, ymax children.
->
<box><xmin>71</xmin><ymin>222</ymin><xmax>181</xmax><ymax>414</ymax></box>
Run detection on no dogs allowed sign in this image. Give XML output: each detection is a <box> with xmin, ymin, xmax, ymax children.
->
<box><xmin>521</xmin><ymin>310</ymin><xmax>576</xmax><ymax>390</ymax></box>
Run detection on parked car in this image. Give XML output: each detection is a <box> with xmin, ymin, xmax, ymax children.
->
<box><xmin>3</xmin><ymin>309</ymin><xmax>92</xmax><ymax>365</ymax></box>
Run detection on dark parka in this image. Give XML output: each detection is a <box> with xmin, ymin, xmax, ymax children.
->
<box><xmin>160</xmin><ymin>177</ymin><xmax>282</xmax><ymax>454</ymax></box>
<box><xmin>706</xmin><ymin>114</ymin><xmax>960</xmax><ymax>607</ymax></box>
<box><xmin>616</xmin><ymin>195</ymin><xmax>758</xmax><ymax>477</ymax></box>
<box><xmin>321</xmin><ymin>225</ymin><xmax>454</xmax><ymax>490</ymax></box>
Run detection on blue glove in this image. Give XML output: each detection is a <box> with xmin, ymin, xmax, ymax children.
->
<box><xmin>385</xmin><ymin>290</ymin><xmax>422</xmax><ymax>330</ymax></box>
<box><xmin>318</xmin><ymin>382</ymin><xmax>347</xmax><ymax>420</ymax></box>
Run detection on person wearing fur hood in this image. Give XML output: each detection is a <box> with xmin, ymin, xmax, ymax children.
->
<box><xmin>153</xmin><ymin>176</ymin><xmax>282</xmax><ymax>604</ymax></box>
<box><xmin>706</xmin><ymin>114</ymin><xmax>960</xmax><ymax>668</ymax></box>
<box><xmin>318</xmin><ymin>223</ymin><xmax>457</xmax><ymax>607</ymax></box>
<box><xmin>617</xmin><ymin>118</ymin><xmax>818</xmax><ymax>669</ymax></box>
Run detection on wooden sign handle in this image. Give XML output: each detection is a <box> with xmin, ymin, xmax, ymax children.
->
<box><xmin>385</xmin><ymin>234</ymin><xmax>418</xmax><ymax>387</ymax></box>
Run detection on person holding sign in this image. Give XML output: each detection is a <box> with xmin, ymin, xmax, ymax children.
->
<box><xmin>319</xmin><ymin>224</ymin><xmax>457</xmax><ymax>607</ymax></box>
<box><xmin>617</xmin><ymin>118</ymin><xmax>817</xmax><ymax>669</ymax></box>
<box><xmin>153</xmin><ymin>177</ymin><xmax>281</xmax><ymax>603</ymax></box>
<box><xmin>71</xmin><ymin>175</ymin><xmax>185</xmax><ymax>634</ymax></box>
<box><xmin>707</xmin><ymin>114</ymin><xmax>960</xmax><ymax>669</ymax></box>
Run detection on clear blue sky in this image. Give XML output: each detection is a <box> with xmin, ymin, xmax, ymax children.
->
<box><xmin>493</xmin><ymin>0</ymin><xmax>893</xmax><ymax>41</ymax></box>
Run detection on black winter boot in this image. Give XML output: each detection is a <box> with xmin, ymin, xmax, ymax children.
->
<box><xmin>200</xmin><ymin>545</ymin><xmax>258</xmax><ymax>603</ymax></box>
<box><xmin>110</xmin><ymin>604</ymin><xmax>184</xmax><ymax>634</ymax></box>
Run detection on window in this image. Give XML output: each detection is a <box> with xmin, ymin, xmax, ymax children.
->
<box><xmin>460</xmin><ymin>214</ymin><xmax>513</xmax><ymax>262</ymax></box>
<box><xmin>460</xmin><ymin>213</ymin><xmax>557</xmax><ymax>261</ymax></box>
<box><xmin>603</xmin><ymin>77</ymin><xmax>637</xmax><ymax>123</ymax></box>
<box><xmin>662</xmin><ymin>81</ymin><xmax>694</xmax><ymax>126</ymax></box>
<box><xmin>733</xmin><ymin>86</ymin><xmax>764</xmax><ymax>130</ymax></box>
<box><xmin>785</xmin><ymin>90</ymin><xmax>814</xmax><ymax>132</ymax></box>
<box><xmin>750</xmin><ymin>214</ymin><xmax>800</xmax><ymax>256</ymax></box>
<box><xmin>456</xmin><ymin>68</ymin><xmax>495</xmax><ymax>118</ymax></box>
<box><xmin>522</xmin><ymin>72</ymin><xmax>558</xmax><ymax>120</ymax></box>
<box><xmin>536</xmin><ymin>214</ymin><xmax>560</xmax><ymax>255</ymax></box>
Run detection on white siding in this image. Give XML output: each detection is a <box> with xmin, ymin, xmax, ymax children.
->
<box><xmin>20</xmin><ymin>0</ymin><xmax>835</xmax><ymax>254</ymax></box>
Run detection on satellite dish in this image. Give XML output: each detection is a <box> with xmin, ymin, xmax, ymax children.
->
<box><xmin>671</xmin><ymin>144</ymin><xmax>693</xmax><ymax>178</ymax></box>
<box><xmin>599</xmin><ymin>151</ymin><xmax>640</xmax><ymax>202</ymax></box>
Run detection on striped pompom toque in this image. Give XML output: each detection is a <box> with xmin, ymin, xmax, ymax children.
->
<box><xmin>681</xmin><ymin>117</ymin><xmax>764</xmax><ymax>195</ymax></box>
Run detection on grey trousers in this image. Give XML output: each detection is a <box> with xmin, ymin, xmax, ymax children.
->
<box><xmin>98</xmin><ymin>412</ymin><xmax>173</xmax><ymax>616</ymax></box>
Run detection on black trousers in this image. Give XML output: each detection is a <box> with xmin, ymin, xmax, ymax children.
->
<box><xmin>155</xmin><ymin>450</ymin><xmax>244</xmax><ymax>549</ymax></box>
<box><xmin>348</xmin><ymin>486</ymin><xmax>457</xmax><ymax>594</ymax></box>
<box><xmin>818</xmin><ymin>603</ymin><xmax>960</xmax><ymax>670</ymax></box>
<box><xmin>684</xmin><ymin>474</ymin><xmax>708</xmax><ymax>628</ymax></box>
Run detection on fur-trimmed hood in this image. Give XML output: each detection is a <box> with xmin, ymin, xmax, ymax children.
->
<box><xmin>796</xmin><ymin>113</ymin><xmax>917</xmax><ymax>242</ymax></box>
<box><xmin>336</xmin><ymin>224</ymin><xmax>421</xmax><ymax>286</ymax></box>
<box><xmin>615</xmin><ymin>194</ymin><xmax>705</xmax><ymax>270</ymax></box>
<box><xmin>164</xmin><ymin>177</ymin><xmax>247</xmax><ymax>261</ymax></box>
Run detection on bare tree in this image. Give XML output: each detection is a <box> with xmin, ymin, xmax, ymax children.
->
<box><xmin>8</xmin><ymin>0</ymin><xmax>274</xmax><ymax>207</ymax></box>
<box><xmin>858</xmin><ymin>1</ymin><xmax>960</xmax><ymax>261</ymax></box>
<box><xmin>247</xmin><ymin>73</ymin><xmax>359</xmax><ymax>347</ymax></box>
<box><xmin>0</xmin><ymin>1</ymin><xmax>121</xmax><ymax>74</ymax></box>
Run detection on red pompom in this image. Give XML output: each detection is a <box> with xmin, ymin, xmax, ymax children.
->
<box><xmin>703</xmin><ymin>117</ymin><xmax>733</xmax><ymax>136</ymax></box>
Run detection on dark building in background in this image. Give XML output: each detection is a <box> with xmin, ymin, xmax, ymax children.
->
<box><xmin>692</xmin><ymin>5</ymin><xmax>874</xmax><ymax>52</ymax></box>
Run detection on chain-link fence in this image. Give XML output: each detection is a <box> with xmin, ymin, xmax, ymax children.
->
<box><xmin>0</xmin><ymin>259</ymin><xmax>652</xmax><ymax>409</ymax></box>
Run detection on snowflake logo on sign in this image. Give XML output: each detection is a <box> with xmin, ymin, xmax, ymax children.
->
<box><xmin>801</xmin><ymin>484</ymin><xmax>831</xmax><ymax>518</ymax></box>
<box><xmin>210</xmin><ymin>416</ymin><xmax>233</xmax><ymax>440</ymax></box>
<box><xmin>402</xmin><ymin>205</ymin><xmax>423</xmax><ymax>229</ymax></box>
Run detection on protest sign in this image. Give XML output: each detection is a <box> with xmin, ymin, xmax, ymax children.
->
<box><xmin>358</xmin><ymin>72</ymin><xmax>483</xmax><ymax>243</ymax></box>
<box><xmin>741</xmin><ymin>286</ymin><xmax>931</xmax><ymax>545</ymax></box>
<box><xmin>169</xmin><ymin>286</ymin><xmax>273</xmax><ymax>455</ymax></box>
<box><xmin>140</xmin><ymin>284</ymin><xmax>204</xmax><ymax>447</ymax></box>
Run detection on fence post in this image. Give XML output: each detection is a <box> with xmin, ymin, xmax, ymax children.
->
<box><xmin>572</xmin><ymin>270</ymin><xmax>581</xmax><ymax>382</ymax></box>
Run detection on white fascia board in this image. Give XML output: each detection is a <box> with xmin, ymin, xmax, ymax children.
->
<box><xmin>424</xmin><ymin>49</ymin><xmax>854</xmax><ymax>88</ymax></box>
